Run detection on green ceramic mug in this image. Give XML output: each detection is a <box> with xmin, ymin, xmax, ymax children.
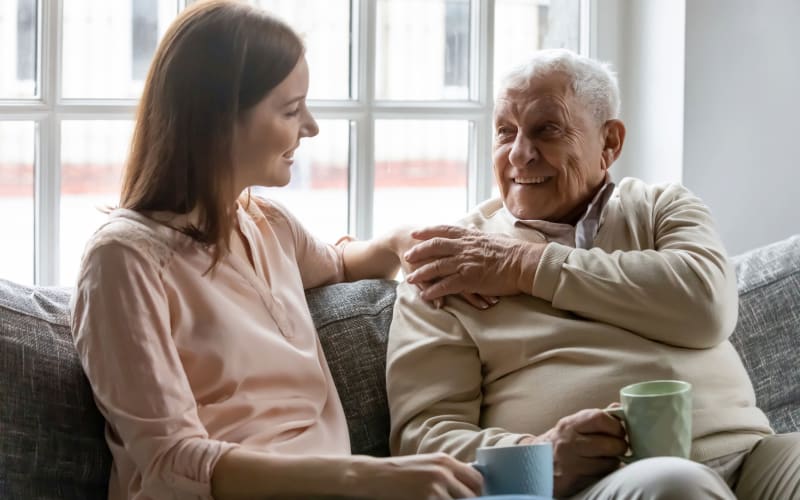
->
<box><xmin>604</xmin><ymin>380</ymin><xmax>692</xmax><ymax>462</ymax></box>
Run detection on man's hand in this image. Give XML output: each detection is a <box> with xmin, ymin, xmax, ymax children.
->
<box><xmin>523</xmin><ymin>409</ymin><xmax>628</xmax><ymax>498</ymax></box>
<box><xmin>404</xmin><ymin>225</ymin><xmax>546</xmax><ymax>301</ymax></box>
<box><xmin>381</xmin><ymin>225</ymin><xmax>499</xmax><ymax>310</ymax></box>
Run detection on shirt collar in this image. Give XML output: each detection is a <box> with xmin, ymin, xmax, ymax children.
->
<box><xmin>502</xmin><ymin>175</ymin><xmax>615</xmax><ymax>249</ymax></box>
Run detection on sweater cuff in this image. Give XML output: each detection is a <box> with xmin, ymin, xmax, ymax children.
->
<box><xmin>531</xmin><ymin>243</ymin><xmax>573</xmax><ymax>301</ymax></box>
<box><xmin>495</xmin><ymin>433</ymin><xmax>535</xmax><ymax>447</ymax></box>
<box><xmin>165</xmin><ymin>439</ymin><xmax>240</xmax><ymax>498</ymax></box>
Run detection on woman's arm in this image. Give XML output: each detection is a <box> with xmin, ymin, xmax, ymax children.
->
<box><xmin>212</xmin><ymin>448</ymin><xmax>483</xmax><ymax>499</ymax></box>
<box><xmin>340</xmin><ymin>227</ymin><xmax>411</xmax><ymax>281</ymax></box>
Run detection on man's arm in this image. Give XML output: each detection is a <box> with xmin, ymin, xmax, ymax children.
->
<box><xmin>405</xmin><ymin>184</ymin><xmax>737</xmax><ymax>349</ymax></box>
<box><xmin>531</xmin><ymin>183</ymin><xmax>737</xmax><ymax>349</ymax></box>
<box><xmin>386</xmin><ymin>282</ymin><xmax>532</xmax><ymax>460</ymax></box>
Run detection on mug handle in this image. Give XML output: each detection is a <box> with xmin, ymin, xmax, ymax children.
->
<box><xmin>603</xmin><ymin>406</ymin><xmax>636</xmax><ymax>463</ymax></box>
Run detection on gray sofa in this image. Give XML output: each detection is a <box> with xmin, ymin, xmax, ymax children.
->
<box><xmin>1</xmin><ymin>235</ymin><xmax>799</xmax><ymax>499</ymax></box>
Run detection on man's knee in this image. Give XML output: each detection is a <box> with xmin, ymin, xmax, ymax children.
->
<box><xmin>608</xmin><ymin>457</ymin><xmax>734</xmax><ymax>500</ymax></box>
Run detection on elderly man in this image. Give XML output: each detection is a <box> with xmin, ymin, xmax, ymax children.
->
<box><xmin>387</xmin><ymin>49</ymin><xmax>799</xmax><ymax>499</ymax></box>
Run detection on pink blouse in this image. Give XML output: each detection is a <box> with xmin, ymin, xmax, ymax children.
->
<box><xmin>71</xmin><ymin>197</ymin><xmax>350</xmax><ymax>500</ymax></box>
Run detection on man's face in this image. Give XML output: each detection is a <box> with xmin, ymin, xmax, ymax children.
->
<box><xmin>492</xmin><ymin>71</ymin><xmax>611</xmax><ymax>223</ymax></box>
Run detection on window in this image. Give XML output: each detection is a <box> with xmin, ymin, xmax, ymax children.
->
<box><xmin>0</xmin><ymin>0</ymin><xmax>585</xmax><ymax>286</ymax></box>
<box><xmin>132</xmin><ymin>0</ymin><xmax>159</xmax><ymax>81</ymax></box>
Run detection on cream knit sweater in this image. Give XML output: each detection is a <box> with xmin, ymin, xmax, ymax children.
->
<box><xmin>387</xmin><ymin>177</ymin><xmax>772</xmax><ymax>463</ymax></box>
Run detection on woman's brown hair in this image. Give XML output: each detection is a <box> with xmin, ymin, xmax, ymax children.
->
<box><xmin>120</xmin><ymin>0</ymin><xmax>303</xmax><ymax>267</ymax></box>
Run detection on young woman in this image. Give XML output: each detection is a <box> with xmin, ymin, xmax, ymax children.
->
<box><xmin>70</xmin><ymin>1</ymin><xmax>482</xmax><ymax>498</ymax></box>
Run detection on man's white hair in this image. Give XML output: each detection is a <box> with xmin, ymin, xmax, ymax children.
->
<box><xmin>499</xmin><ymin>49</ymin><xmax>620</xmax><ymax>125</ymax></box>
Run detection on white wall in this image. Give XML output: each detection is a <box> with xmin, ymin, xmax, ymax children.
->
<box><xmin>683</xmin><ymin>0</ymin><xmax>800</xmax><ymax>254</ymax></box>
<box><xmin>593</xmin><ymin>0</ymin><xmax>685</xmax><ymax>186</ymax></box>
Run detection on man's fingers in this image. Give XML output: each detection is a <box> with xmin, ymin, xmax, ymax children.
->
<box><xmin>404</xmin><ymin>237</ymin><xmax>467</xmax><ymax>264</ymax></box>
<box><xmin>411</xmin><ymin>225</ymin><xmax>470</xmax><ymax>241</ymax></box>
<box><xmin>459</xmin><ymin>293</ymin><xmax>490</xmax><ymax>310</ymax></box>
<box><xmin>576</xmin><ymin>434</ymin><xmax>629</xmax><ymax>458</ymax></box>
<box><xmin>572</xmin><ymin>409</ymin><xmax>626</xmax><ymax>438</ymax></box>
<box><xmin>420</xmin><ymin>274</ymin><xmax>464</xmax><ymax>301</ymax></box>
<box><xmin>407</xmin><ymin>257</ymin><xmax>460</xmax><ymax>284</ymax></box>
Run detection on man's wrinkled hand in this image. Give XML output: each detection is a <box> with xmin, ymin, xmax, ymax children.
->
<box><xmin>524</xmin><ymin>409</ymin><xmax>628</xmax><ymax>498</ymax></box>
<box><xmin>387</xmin><ymin>225</ymin><xmax>499</xmax><ymax>310</ymax></box>
<box><xmin>404</xmin><ymin>225</ymin><xmax>546</xmax><ymax>302</ymax></box>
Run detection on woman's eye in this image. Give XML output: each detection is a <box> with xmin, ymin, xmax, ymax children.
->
<box><xmin>286</xmin><ymin>108</ymin><xmax>301</xmax><ymax>117</ymax></box>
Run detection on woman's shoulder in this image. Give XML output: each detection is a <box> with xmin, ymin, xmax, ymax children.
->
<box><xmin>82</xmin><ymin>209</ymin><xmax>177</xmax><ymax>271</ymax></box>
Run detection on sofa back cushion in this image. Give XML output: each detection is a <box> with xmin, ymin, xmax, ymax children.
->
<box><xmin>730</xmin><ymin>235</ymin><xmax>800</xmax><ymax>434</ymax></box>
<box><xmin>307</xmin><ymin>279</ymin><xmax>397</xmax><ymax>457</ymax></box>
<box><xmin>0</xmin><ymin>279</ymin><xmax>109</xmax><ymax>500</ymax></box>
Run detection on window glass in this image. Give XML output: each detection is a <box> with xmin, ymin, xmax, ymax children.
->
<box><xmin>376</xmin><ymin>0</ymin><xmax>471</xmax><ymax>101</ymax></box>
<box><xmin>62</xmin><ymin>0</ymin><xmax>176</xmax><ymax>99</ymax></box>
<box><xmin>373</xmin><ymin>120</ymin><xmax>469</xmax><ymax>234</ymax></box>
<box><xmin>0</xmin><ymin>0</ymin><xmax>38</xmax><ymax>98</ymax></box>
<box><xmin>252</xmin><ymin>0</ymin><xmax>351</xmax><ymax>100</ymax></box>
<box><xmin>59</xmin><ymin>120</ymin><xmax>132</xmax><ymax>285</ymax></box>
<box><xmin>493</xmin><ymin>0</ymin><xmax>581</xmax><ymax>95</ymax></box>
<box><xmin>0</xmin><ymin>121</ymin><xmax>35</xmax><ymax>284</ymax></box>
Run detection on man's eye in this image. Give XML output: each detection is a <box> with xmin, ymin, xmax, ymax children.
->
<box><xmin>540</xmin><ymin>123</ymin><xmax>560</xmax><ymax>134</ymax></box>
<box><xmin>496</xmin><ymin>127</ymin><xmax>513</xmax><ymax>136</ymax></box>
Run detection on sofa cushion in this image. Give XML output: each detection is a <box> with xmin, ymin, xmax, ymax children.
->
<box><xmin>0</xmin><ymin>279</ymin><xmax>109</xmax><ymax>500</ymax></box>
<box><xmin>730</xmin><ymin>235</ymin><xmax>800</xmax><ymax>434</ymax></box>
<box><xmin>307</xmin><ymin>279</ymin><xmax>397</xmax><ymax>457</ymax></box>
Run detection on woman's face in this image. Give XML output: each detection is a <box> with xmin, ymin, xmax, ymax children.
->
<box><xmin>232</xmin><ymin>57</ymin><xmax>318</xmax><ymax>192</ymax></box>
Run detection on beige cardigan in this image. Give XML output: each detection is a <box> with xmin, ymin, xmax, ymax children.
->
<box><xmin>387</xmin><ymin>177</ymin><xmax>772</xmax><ymax>464</ymax></box>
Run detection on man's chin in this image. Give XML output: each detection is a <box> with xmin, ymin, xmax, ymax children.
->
<box><xmin>507</xmin><ymin>205</ymin><xmax>551</xmax><ymax>221</ymax></box>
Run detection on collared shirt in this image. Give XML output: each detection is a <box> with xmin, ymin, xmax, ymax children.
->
<box><xmin>501</xmin><ymin>176</ymin><xmax>616</xmax><ymax>249</ymax></box>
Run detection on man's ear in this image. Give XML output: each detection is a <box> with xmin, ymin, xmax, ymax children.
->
<box><xmin>601</xmin><ymin>119</ymin><xmax>626</xmax><ymax>169</ymax></box>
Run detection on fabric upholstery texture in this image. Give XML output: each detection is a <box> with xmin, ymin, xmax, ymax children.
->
<box><xmin>0</xmin><ymin>236</ymin><xmax>798</xmax><ymax>498</ymax></box>
<box><xmin>307</xmin><ymin>279</ymin><xmax>397</xmax><ymax>457</ymax></box>
<box><xmin>730</xmin><ymin>235</ymin><xmax>800</xmax><ymax>434</ymax></box>
<box><xmin>0</xmin><ymin>280</ymin><xmax>109</xmax><ymax>500</ymax></box>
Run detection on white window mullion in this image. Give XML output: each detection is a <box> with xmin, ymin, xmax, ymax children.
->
<box><xmin>351</xmin><ymin>0</ymin><xmax>375</xmax><ymax>240</ymax></box>
<box><xmin>469</xmin><ymin>0</ymin><xmax>495</xmax><ymax>209</ymax></box>
<box><xmin>34</xmin><ymin>0</ymin><xmax>62</xmax><ymax>285</ymax></box>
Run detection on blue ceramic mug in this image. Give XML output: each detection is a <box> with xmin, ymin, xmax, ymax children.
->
<box><xmin>472</xmin><ymin>443</ymin><xmax>553</xmax><ymax>497</ymax></box>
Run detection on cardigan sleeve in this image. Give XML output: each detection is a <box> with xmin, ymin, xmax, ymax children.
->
<box><xmin>532</xmin><ymin>183</ymin><xmax>738</xmax><ymax>349</ymax></box>
<box><xmin>71</xmin><ymin>242</ymin><xmax>238</xmax><ymax>499</ymax></box>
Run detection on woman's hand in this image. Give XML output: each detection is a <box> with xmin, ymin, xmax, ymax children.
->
<box><xmin>350</xmin><ymin>453</ymin><xmax>483</xmax><ymax>499</ymax></box>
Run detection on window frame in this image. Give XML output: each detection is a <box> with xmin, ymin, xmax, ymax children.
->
<box><xmin>0</xmin><ymin>0</ymin><xmax>591</xmax><ymax>286</ymax></box>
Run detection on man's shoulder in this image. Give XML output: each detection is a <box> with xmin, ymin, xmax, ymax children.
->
<box><xmin>614</xmin><ymin>177</ymin><xmax>701</xmax><ymax>213</ymax></box>
<box><xmin>616</xmin><ymin>177</ymin><xmax>695</xmax><ymax>201</ymax></box>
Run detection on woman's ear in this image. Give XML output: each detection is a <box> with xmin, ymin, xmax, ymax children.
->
<box><xmin>601</xmin><ymin>119</ymin><xmax>626</xmax><ymax>169</ymax></box>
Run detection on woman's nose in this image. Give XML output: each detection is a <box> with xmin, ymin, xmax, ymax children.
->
<box><xmin>302</xmin><ymin>111</ymin><xmax>319</xmax><ymax>138</ymax></box>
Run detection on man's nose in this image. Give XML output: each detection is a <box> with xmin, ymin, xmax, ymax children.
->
<box><xmin>508</xmin><ymin>133</ymin><xmax>538</xmax><ymax>168</ymax></box>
